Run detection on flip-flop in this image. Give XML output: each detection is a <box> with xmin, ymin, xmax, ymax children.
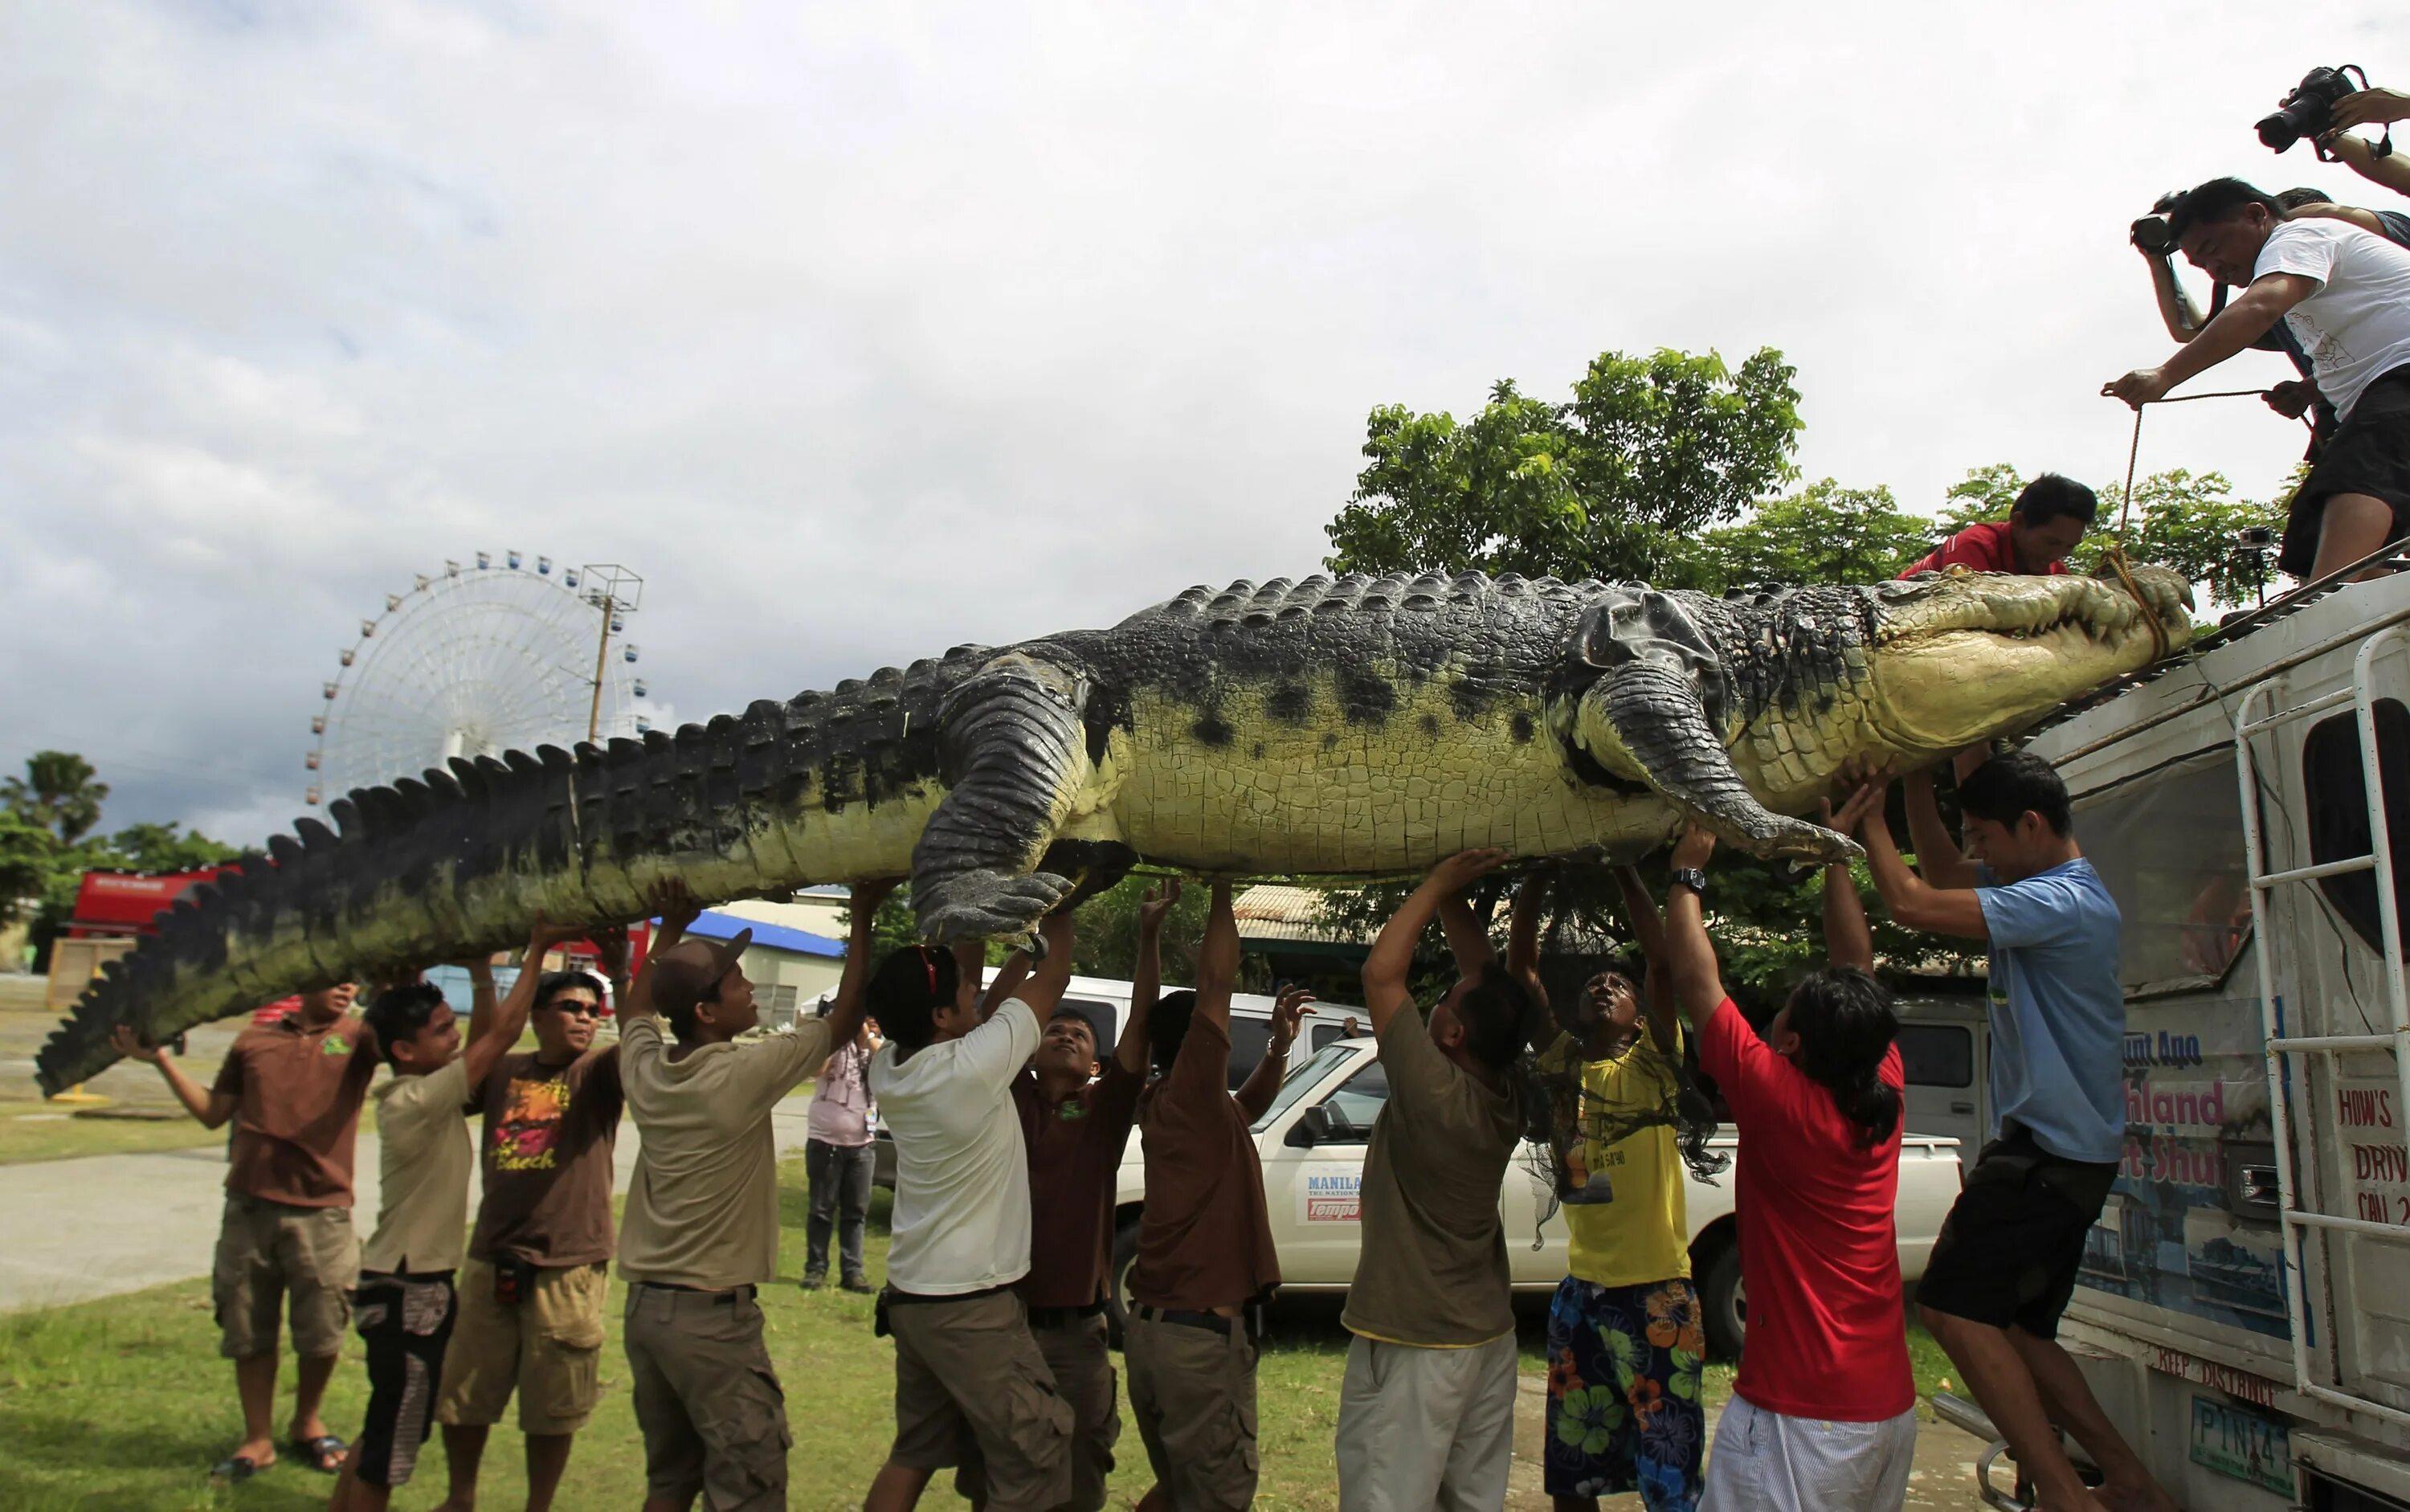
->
<box><xmin>208</xmin><ymin>1455</ymin><xmax>264</xmax><ymax>1484</ymax></box>
<box><xmin>288</xmin><ymin>1434</ymin><xmax>348</xmax><ymax>1474</ymax></box>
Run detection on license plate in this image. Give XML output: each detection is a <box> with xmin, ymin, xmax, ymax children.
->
<box><xmin>2188</xmin><ymin>1395</ymin><xmax>2294</xmax><ymax>1497</ymax></box>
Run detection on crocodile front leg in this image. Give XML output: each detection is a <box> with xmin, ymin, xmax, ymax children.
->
<box><xmin>910</xmin><ymin>651</ymin><xmax>1093</xmax><ymax>942</ymax></box>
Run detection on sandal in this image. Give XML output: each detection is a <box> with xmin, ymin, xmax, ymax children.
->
<box><xmin>208</xmin><ymin>1455</ymin><xmax>264</xmax><ymax>1484</ymax></box>
<box><xmin>288</xmin><ymin>1434</ymin><xmax>348</xmax><ymax>1474</ymax></box>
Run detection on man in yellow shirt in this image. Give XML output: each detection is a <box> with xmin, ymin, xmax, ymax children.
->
<box><xmin>1542</xmin><ymin>869</ymin><xmax>1707</xmax><ymax>1512</ymax></box>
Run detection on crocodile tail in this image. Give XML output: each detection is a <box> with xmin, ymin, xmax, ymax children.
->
<box><xmin>31</xmin><ymin>681</ymin><xmax>938</xmax><ymax>1094</ymax></box>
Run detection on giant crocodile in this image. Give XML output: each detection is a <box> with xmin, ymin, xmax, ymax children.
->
<box><xmin>36</xmin><ymin>565</ymin><xmax>2190</xmax><ymax>1093</ymax></box>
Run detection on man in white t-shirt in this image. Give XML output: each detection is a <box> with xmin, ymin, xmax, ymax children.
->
<box><xmin>2107</xmin><ymin>175</ymin><xmax>2410</xmax><ymax>582</ymax></box>
<box><xmin>861</xmin><ymin>911</ymin><xmax>1077</xmax><ymax>1512</ymax></box>
<box><xmin>616</xmin><ymin>879</ymin><xmax>884</xmax><ymax>1512</ymax></box>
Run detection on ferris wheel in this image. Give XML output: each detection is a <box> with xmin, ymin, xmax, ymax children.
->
<box><xmin>306</xmin><ymin>553</ymin><xmax>654</xmax><ymax>807</ymax></box>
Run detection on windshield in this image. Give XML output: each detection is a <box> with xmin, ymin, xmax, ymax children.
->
<box><xmin>1249</xmin><ymin>1040</ymin><xmax>1360</xmax><ymax>1133</ymax></box>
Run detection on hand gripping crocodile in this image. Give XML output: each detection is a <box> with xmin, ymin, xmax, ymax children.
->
<box><xmin>35</xmin><ymin>565</ymin><xmax>2191</xmax><ymax>1093</ymax></box>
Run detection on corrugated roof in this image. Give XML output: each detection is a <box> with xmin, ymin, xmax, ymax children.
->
<box><xmin>686</xmin><ymin>908</ymin><xmax>846</xmax><ymax>958</ymax></box>
<box><xmin>1234</xmin><ymin>885</ymin><xmax>1368</xmax><ymax>944</ymax></box>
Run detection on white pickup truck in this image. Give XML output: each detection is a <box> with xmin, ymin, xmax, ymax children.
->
<box><xmin>867</xmin><ymin>973</ymin><xmax>1965</xmax><ymax>1355</ymax></box>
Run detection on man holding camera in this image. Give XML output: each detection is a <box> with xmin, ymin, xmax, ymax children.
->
<box><xmin>2107</xmin><ymin>177</ymin><xmax>2410</xmax><ymax>582</ymax></box>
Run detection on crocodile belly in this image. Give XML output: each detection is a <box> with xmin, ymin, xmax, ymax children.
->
<box><xmin>1110</xmin><ymin>684</ymin><xmax>1674</xmax><ymax>875</ymax></box>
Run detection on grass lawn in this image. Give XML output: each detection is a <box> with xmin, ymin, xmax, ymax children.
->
<box><xmin>0</xmin><ymin>1155</ymin><xmax>1959</xmax><ymax>1511</ymax></box>
<box><xmin>0</xmin><ymin>1109</ymin><xmax>224</xmax><ymax>1165</ymax></box>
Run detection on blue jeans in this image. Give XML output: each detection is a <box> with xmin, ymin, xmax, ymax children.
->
<box><xmin>804</xmin><ymin>1138</ymin><xmax>873</xmax><ymax>1281</ymax></box>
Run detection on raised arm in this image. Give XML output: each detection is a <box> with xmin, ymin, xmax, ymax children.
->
<box><xmin>1011</xmin><ymin>910</ymin><xmax>1076</xmax><ymax>1019</ymax></box>
<box><xmin>620</xmin><ymin>879</ymin><xmax>703</xmax><ymax>1027</ymax></box>
<box><xmin>1901</xmin><ymin>768</ymin><xmax>1981</xmax><ymax>890</ymax></box>
<box><xmin>818</xmin><ymin>877</ymin><xmax>898</xmax><ymax>1075</ymax></box>
<box><xmin>463</xmin><ymin>921</ymin><xmax>582</xmax><ymax>1086</ymax></box>
<box><xmin>1120</xmin><ymin>879</ymin><xmax>1182</xmax><ymax>1077</ymax></box>
<box><xmin>1436</xmin><ymin>889</ymin><xmax>1498</xmax><ymax>979</ymax></box>
<box><xmin>1820</xmin><ymin>795</ymin><xmax>1878</xmax><ymax>972</ymax></box>
<box><xmin>2322</xmin><ymin>124</ymin><xmax>2410</xmax><ymax>196</ymax></box>
<box><xmin>1852</xmin><ymin>781</ymin><xmax>1989</xmax><ymax>940</ymax></box>
<box><xmin>1505</xmin><ymin>868</ymin><xmax>1549</xmax><ymax>998</ymax></box>
<box><xmin>1610</xmin><ymin>865</ymin><xmax>1680</xmax><ymax>1051</ymax></box>
<box><xmin>1236</xmin><ymin>983</ymin><xmax>1313</xmax><ymax>1123</ymax></box>
<box><xmin>1359</xmin><ymin>849</ymin><xmax>1510</xmax><ymax>1034</ymax></box>
<box><xmin>1195</xmin><ymin>880</ymin><xmax>1239</xmax><ymax>1032</ymax></box>
<box><xmin>2106</xmin><ymin>273</ymin><xmax>2318</xmax><ymax>407</ymax></box>
<box><xmin>2141</xmin><ymin>243</ymin><xmax>2210</xmax><ymax>343</ymax></box>
<box><xmin>457</xmin><ymin>955</ymin><xmax>500</xmax><ymax>1050</ymax></box>
<box><xmin>1661</xmin><ymin>826</ymin><xmax>1730</xmax><ymax>1025</ymax></box>
<box><xmin>109</xmin><ymin>1024</ymin><xmax>235</xmax><ymax>1128</ymax></box>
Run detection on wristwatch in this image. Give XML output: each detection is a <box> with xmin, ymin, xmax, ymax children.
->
<box><xmin>1669</xmin><ymin>868</ymin><xmax>1708</xmax><ymax>896</ymax></box>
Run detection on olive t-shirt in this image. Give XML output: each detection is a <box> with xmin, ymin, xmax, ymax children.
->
<box><xmin>211</xmin><ymin>1012</ymin><xmax>382</xmax><ymax>1208</ymax></box>
<box><xmin>468</xmin><ymin>1047</ymin><xmax>625</xmax><ymax>1269</ymax></box>
<box><xmin>1343</xmin><ymin>1005</ymin><xmax>1520</xmax><ymax>1347</ymax></box>
<box><xmin>1129</xmin><ymin>1014</ymin><xmax>1281</xmax><ymax>1311</ymax></box>
<box><xmin>362</xmin><ymin>1058</ymin><xmax>474</xmax><ymax>1275</ymax></box>
<box><xmin>1015</xmin><ymin>1060</ymin><xmax>1144</xmax><ymax>1310</ymax></box>
<box><xmin>618</xmin><ymin>1015</ymin><xmax>832</xmax><ymax>1291</ymax></box>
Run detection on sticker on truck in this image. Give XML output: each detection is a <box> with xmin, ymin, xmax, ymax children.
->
<box><xmin>2188</xmin><ymin>1395</ymin><xmax>2294</xmax><ymax>1498</ymax></box>
<box><xmin>1301</xmin><ymin>1168</ymin><xmax>1362</xmax><ymax>1223</ymax></box>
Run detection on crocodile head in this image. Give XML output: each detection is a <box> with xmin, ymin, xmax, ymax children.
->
<box><xmin>1559</xmin><ymin>566</ymin><xmax>2194</xmax><ymax>863</ymax></box>
<box><xmin>1863</xmin><ymin>566</ymin><xmax>2195</xmax><ymax>751</ymax></box>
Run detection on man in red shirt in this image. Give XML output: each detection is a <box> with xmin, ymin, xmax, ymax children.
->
<box><xmin>1899</xmin><ymin>475</ymin><xmax>2098</xmax><ymax>578</ymax></box>
<box><xmin>1656</xmin><ymin>813</ymin><xmax>1918</xmax><ymax>1511</ymax></box>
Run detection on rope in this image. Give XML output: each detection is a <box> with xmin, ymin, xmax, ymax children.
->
<box><xmin>2104</xmin><ymin>386</ymin><xmax>2275</xmax><ymax>664</ymax></box>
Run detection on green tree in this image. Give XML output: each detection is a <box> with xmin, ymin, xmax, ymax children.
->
<box><xmin>1324</xmin><ymin>348</ymin><xmax>1803</xmax><ymax>588</ymax></box>
<box><xmin>0</xmin><ymin>810</ymin><xmax>57</xmax><ymax>926</ymax></box>
<box><xmin>4</xmin><ymin>751</ymin><xmax>110</xmax><ymax>845</ymax></box>
<box><xmin>1697</xmin><ymin>480</ymin><xmax>1934</xmax><ymax>593</ymax></box>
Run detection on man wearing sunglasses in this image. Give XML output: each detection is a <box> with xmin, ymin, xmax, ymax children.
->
<box><xmin>432</xmin><ymin>950</ymin><xmax>630</xmax><ymax>1512</ymax></box>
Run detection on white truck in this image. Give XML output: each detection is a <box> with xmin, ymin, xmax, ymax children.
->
<box><xmin>1933</xmin><ymin>568</ymin><xmax>2410</xmax><ymax>1510</ymax></box>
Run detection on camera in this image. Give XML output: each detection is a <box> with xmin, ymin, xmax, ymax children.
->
<box><xmin>2257</xmin><ymin>64</ymin><xmax>2367</xmax><ymax>153</ymax></box>
<box><xmin>2130</xmin><ymin>215</ymin><xmax>2175</xmax><ymax>256</ymax></box>
<box><xmin>2237</xmin><ymin>526</ymin><xmax>2275</xmax><ymax>550</ymax></box>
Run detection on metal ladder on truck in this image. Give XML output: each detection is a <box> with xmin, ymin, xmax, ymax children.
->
<box><xmin>2234</xmin><ymin>624</ymin><xmax>2410</xmax><ymax>1433</ymax></box>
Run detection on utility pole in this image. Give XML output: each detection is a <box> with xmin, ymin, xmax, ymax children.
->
<box><xmin>577</xmin><ymin>565</ymin><xmax>644</xmax><ymax>742</ymax></box>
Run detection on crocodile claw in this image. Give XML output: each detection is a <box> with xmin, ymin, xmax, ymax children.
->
<box><xmin>916</xmin><ymin>868</ymin><xmax>1077</xmax><ymax>944</ymax></box>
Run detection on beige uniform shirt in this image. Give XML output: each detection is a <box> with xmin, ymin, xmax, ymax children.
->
<box><xmin>618</xmin><ymin>1015</ymin><xmax>832</xmax><ymax>1291</ymax></box>
<box><xmin>362</xmin><ymin>1058</ymin><xmax>474</xmax><ymax>1275</ymax></box>
<box><xmin>1342</xmin><ymin>1005</ymin><xmax>1519</xmax><ymax>1347</ymax></box>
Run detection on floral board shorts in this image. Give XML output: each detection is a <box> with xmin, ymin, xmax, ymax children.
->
<box><xmin>1542</xmin><ymin>1276</ymin><xmax>1705</xmax><ymax>1510</ymax></box>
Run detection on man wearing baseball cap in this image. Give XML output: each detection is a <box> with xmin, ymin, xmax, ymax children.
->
<box><xmin>616</xmin><ymin>877</ymin><xmax>891</xmax><ymax>1512</ymax></box>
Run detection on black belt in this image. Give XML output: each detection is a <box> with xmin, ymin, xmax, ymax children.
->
<box><xmin>1136</xmin><ymin>1304</ymin><xmax>1239</xmax><ymax>1335</ymax></box>
<box><xmin>883</xmin><ymin>1281</ymin><xmax>1015</xmax><ymax>1308</ymax></box>
<box><xmin>633</xmin><ymin>1280</ymin><xmax>757</xmax><ymax>1303</ymax></box>
<box><xmin>1027</xmin><ymin>1300</ymin><xmax>1109</xmax><ymax>1329</ymax></box>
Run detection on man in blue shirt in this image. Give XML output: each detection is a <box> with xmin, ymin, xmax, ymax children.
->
<box><xmin>1845</xmin><ymin>752</ymin><xmax>2175</xmax><ymax>1512</ymax></box>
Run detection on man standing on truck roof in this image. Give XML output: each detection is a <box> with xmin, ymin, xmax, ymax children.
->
<box><xmin>1538</xmin><ymin>864</ymin><xmax>1712</xmax><ymax>1512</ymax></box>
<box><xmin>1335</xmin><ymin>848</ymin><xmax>1535</xmax><ymax>1512</ymax></box>
<box><xmin>1844</xmin><ymin>753</ymin><xmax>2179</xmax><ymax>1512</ymax></box>
<box><xmin>952</xmin><ymin>880</ymin><xmax>1175</xmax><ymax>1512</ymax></box>
<box><xmin>1121</xmin><ymin>880</ymin><xmax>1297</xmax><ymax>1512</ymax></box>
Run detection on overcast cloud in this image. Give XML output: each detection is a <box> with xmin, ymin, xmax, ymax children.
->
<box><xmin>1</xmin><ymin>0</ymin><xmax>2399</xmax><ymax>848</ymax></box>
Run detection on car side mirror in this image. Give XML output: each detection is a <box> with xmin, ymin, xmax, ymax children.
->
<box><xmin>1289</xmin><ymin>1103</ymin><xmax>1335</xmax><ymax>1147</ymax></box>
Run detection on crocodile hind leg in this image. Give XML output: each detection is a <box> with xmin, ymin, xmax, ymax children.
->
<box><xmin>910</xmin><ymin>651</ymin><xmax>1096</xmax><ymax>942</ymax></box>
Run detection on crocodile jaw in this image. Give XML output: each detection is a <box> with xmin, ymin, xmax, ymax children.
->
<box><xmin>1866</xmin><ymin>567</ymin><xmax>2193</xmax><ymax>752</ymax></box>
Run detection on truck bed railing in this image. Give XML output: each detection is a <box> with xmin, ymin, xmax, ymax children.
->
<box><xmin>2235</xmin><ymin>624</ymin><xmax>2410</xmax><ymax>1432</ymax></box>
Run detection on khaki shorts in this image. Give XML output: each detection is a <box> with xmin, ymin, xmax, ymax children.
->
<box><xmin>1124</xmin><ymin>1308</ymin><xmax>1259</xmax><ymax>1512</ymax></box>
<box><xmin>212</xmin><ymin>1194</ymin><xmax>358</xmax><ymax>1360</ymax></box>
<box><xmin>623</xmin><ymin>1284</ymin><xmax>790</xmax><ymax>1512</ymax></box>
<box><xmin>434</xmin><ymin>1259</ymin><xmax>609</xmax><ymax>1435</ymax></box>
<box><xmin>1335</xmin><ymin>1333</ymin><xmax>1518</xmax><ymax>1512</ymax></box>
<box><xmin>958</xmin><ymin>1311</ymin><xmax>1120</xmax><ymax>1512</ymax></box>
<box><xmin>888</xmin><ymin>1289</ymin><xmax>1072</xmax><ymax>1512</ymax></box>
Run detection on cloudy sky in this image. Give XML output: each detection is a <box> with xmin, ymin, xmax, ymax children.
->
<box><xmin>2</xmin><ymin>0</ymin><xmax>2399</xmax><ymax>847</ymax></box>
